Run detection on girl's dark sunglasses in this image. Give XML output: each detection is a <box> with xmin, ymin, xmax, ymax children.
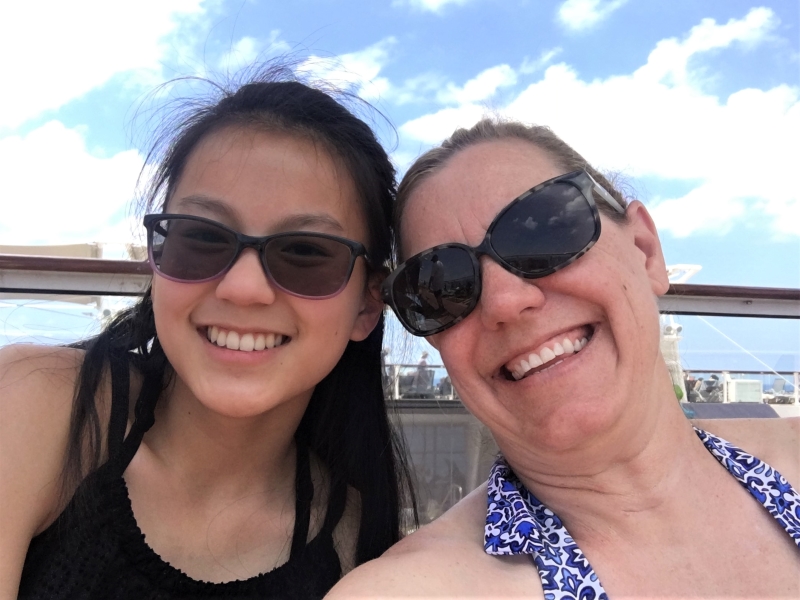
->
<box><xmin>382</xmin><ymin>170</ymin><xmax>625</xmax><ymax>336</ymax></box>
<box><xmin>143</xmin><ymin>214</ymin><xmax>368</xmax><ymax>299</ymax></box>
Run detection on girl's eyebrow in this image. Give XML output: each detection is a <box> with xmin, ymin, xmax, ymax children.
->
<box><xmin>172</xmin><ymin>195</ymin><xmax>238</xmax><ymax>221</ymax></box>
<box><xmin>271</xmin><ymin>213</ymin><xmax>345</xmax><ymax>233</ymax></box>
<box><xmin>172</xmin><ymin>194</ymin><xmax>345</xmax><ymax>233</ymax></box>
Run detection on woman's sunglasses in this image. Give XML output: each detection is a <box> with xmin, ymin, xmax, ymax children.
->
<box><xmin>382</xmin><ymin>170</ymin><xmax>625</xmax><ymax>336</ymax></box>
<box><xmin>143</xmin><ymin>214</ymin><xmax>368</xmax><ymax>299</ymax></box>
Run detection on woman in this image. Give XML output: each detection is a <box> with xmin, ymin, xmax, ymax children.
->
<box><xmin>329</xmin><ymin>118</ymin><xmax>800</xmax><ymax>598</ymax></box>
<box><xmin>0</xmin><ymin>68</ymin><xmax>414</xmax><ymax>598</ymax></box>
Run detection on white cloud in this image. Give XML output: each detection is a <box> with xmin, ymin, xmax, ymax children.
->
<box><xmin>0</xmin><ymin>0</ymin><xmax>206</xmax><ymax>130</ymax></box>
<box><xmin>0</xmin><ymin>121</ymin><xmax>144</xmax><ymax>245</ymax></box>
<box><xmin>299</xmin><ymin>38</ymin><xmax>396</xmax><ymax>99</ymax></box>
<box><xmin>399</xmin><ymin>8</ymin><xmax>799</xmax><ymax>238</ymax></box>
<box><xmin>217</xmin><ymin>31</ymin><xmax>291</xmax><ymax>75</ymax></box>
<box><xmin>401</xmin><ymin>104</ymin><xmax>488</xmax><ymax>144</ymax></box>
<box><xmin>385</xmin><ymin>73</ymin><xmax>450</xmax><ymax>105</ymax></box>
<box><xmin>520</xmin><ymin>48</ymin><xmax>563</xmax><ymax>74</ymax></box>
<box><xmin>392</xmin><ymin>0</ymin><xmax>473</xmax><ymax>14</ymax></box>
<box><xmin>639</xmin><ymin>7</ymin><xmax>778</xmax><ymax>87</ymax></box>
<box><xmin>557</xmin><ymin>0</ymin><xmax>629</xmax><ymax>31</ymax></box>
<box><xmin>436</xmin><ymin>65</ymin><xmax>517</xmax><ymax>105</ymax></box>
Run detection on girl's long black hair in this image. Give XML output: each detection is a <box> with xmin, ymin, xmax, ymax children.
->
<box><xmin>64</xmin><ymin>63</ymin><xmax>416</xmax><ymax>565</ymax></box>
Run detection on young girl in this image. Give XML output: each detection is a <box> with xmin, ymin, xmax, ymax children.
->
<box><xmin>1</xmin><ymin>67</ymin><xmax>414</xmax><ymax>598</ymax></box>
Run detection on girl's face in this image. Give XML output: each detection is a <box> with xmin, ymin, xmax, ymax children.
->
<box><xmin>400</xmin><ymin>139</ymin><xmax>669</xmax><ymax>455</ymax></box>
<box><xmin>151</xmin><ymin>126</ymin><xmax>382</xmax><ymax>419</ymax></box>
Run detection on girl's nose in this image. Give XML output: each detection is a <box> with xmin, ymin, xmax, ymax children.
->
<box><xmin>214</xmin><ymin>248</ymin><xmax>278</xmax><ymax>305</ymax></box>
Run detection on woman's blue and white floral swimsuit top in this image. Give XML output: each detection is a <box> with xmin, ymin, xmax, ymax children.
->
<box><xmin>484</xmin><ymin>427</ymin><xmax>800</xmax><ymax>600</ymax></box>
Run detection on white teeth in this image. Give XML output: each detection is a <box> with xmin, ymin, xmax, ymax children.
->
<box><xmin>207</xmin><ymin>327</ymin><xmax>288</xmax><ymax>352</ymax></box>
<box><xmin>239</xmin><ymin>333</ymin><xmax>255</xmax><ymax>352</ymax></box>
<box><xmin>226</xmin><ymin>330</ymin><xmax>240</xmax><ymax>350</ymax></box>
<box><xmin>254</xmin><ymin>333</ymin><xmax>266</xmax><ymax>351</ymax></box>
<box><xmin>540</xmin><ymin>347</ymin><xmax>556</xmax><ymax>362</ymax></box>
<box><xmin>509</xmin><ymin>332</ymin><xmax>592</xmax><ymax>380</ymax></box>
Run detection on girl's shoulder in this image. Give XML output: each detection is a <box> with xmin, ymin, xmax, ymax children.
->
<box><xmin>0</xmin><ymin>344</ymin><xmax>90</xmax><ymax>514</ymax></box>
<box><xmin>0</xmin><ymin>344</ymin><xmax>90</xmax><ymax>594</ymax></box>
<box><xmin>0</xmin><ymin>344</ymin><xmax>120</xmax><ymax>529</ymax></box>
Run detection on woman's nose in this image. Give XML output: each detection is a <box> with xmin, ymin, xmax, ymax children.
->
<box><xmin>476</xmin><ymin>257</ymin><xmax>545</xmax><ymax>330</ymax></box>
<box><xmin>214</xmin><ymin>248</ymin><xmax>277</xmax><ymax>305</ymax></box>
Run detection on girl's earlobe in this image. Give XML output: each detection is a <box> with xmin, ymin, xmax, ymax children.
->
<box><xmin>350</xmin><ymin>270</ymin><xmax>387</xmax><ymax>342</ymax></box>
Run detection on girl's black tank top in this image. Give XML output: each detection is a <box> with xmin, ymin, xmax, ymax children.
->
<box><xmin>18</xmin><ymin>352</ymin><xmax>346</xmax><ymax>599</ymax></box>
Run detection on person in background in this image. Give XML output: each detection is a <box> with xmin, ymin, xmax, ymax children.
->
<box><xmin>412</xmin><ymin>351</ymin><xmax>434</xmax><ymax>398</ymax></box>
<box><xmin>0</xmin><ymin>65</ymin><xmax>415</xmax><ymax>599</ymax></box>
<box><xmin>329</xmin><ymin>118</ymin><xmax>799</xmax><ymax>599</ymax></box>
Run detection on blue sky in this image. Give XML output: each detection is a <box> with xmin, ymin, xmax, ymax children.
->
<box><xmin>0</xmin><ymin>0</ymin><xmax>798</xmax><ymax>370</ymax></box>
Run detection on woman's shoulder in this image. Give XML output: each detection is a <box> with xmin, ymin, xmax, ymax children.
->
<box><xmin>693</xmin><ymin>417</ymin><xmax>800</xmax><ymax>486</ymax></box>
<box><xmin>326</xmin><ymin>483</ymin><xmax>540</xmax><ymax>599</ymax></box>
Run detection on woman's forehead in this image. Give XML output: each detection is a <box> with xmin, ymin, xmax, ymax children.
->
<box><xmin>401</xmin><ymin>139</ymin><xmax>563</xmax><ymax>255</ymax></box>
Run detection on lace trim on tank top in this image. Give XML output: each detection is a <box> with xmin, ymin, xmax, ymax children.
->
<box><xmin>483</xmin><ymin>427</ymin><xmax>800</xmax><ymax>600</ymax></box>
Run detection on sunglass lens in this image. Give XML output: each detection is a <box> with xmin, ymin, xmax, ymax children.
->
<box><xmin>391</xmin><ymin>246</ymin><xmax>477</xmax><ymax>334</ymax></box>
<box><xmin>491</xmin><ymin>183</ymin><xmax>597</xmax><ymax>274</ymax></box>
<box><xmin>264</xmin><ymin>235</ymin><xmax>355</xmax><ymax>297</ymax></box>
<box><xmin>150</xmin><ymin>218</ymin><xmax>238</xmax><ymax>281</ymax></box>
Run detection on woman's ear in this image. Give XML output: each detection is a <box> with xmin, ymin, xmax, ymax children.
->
<box><xmin>349</xmin><ymin>269</ymin><xmax>387</xmax><ymax>342</ymax></box>
<box><xmin>626</xmin><ymin>201</ymin><xmax>670</xmax><ymax>296</ymax></box>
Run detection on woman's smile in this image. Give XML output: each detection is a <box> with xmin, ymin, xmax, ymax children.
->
<box><xmin>503</xmin><ymin>324</ymin><xmax>594</xmax><ymax>381</ymax></box>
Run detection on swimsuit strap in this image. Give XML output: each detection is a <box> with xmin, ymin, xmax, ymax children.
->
<box><xmin>320</xmin><ymin>473</ymin><xmax>348</xmax><ymax>537</ymax></box>
<box><xmin>290</xmin><ymin>439</ymin><xmax>313</xmax><ymax>559</ymax></box>
<box><xmin>289</xmin><ymin>440</ymin><xmax>348</xmax><ymax>559</ymax></box>
<box><xmin>694</xmin><ymin>427</ymin><xmax>800</xmax><ymax>548</ymax></box>
<box><xmin>113</xmin><ymin>365</ymin><xmax>162</xmax><ymax>474</ymax></box>
<box><xmin>106</xmin><ymin>349</ymin><xmax>131</xmax><ymax>457</ymax></box>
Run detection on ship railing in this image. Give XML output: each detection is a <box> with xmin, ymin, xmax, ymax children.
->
<box><xmin>2</xmin><ymin>253</ymin><xmax>799</xmax><ymax>524</ymax></box>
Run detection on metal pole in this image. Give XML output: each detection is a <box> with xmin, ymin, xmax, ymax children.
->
<box><xmin>722</xmin><ymin>371</ymin><xmax>729</xmax><ymax>403</ymax></box>
<box><xmin>794</xmin><ymin>372</ymin><xmax>799</xmax><ymax>405</ymax></box>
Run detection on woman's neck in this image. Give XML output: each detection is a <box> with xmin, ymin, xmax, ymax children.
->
<box><xmin>497</xmin><ymin>368</ymin><xmax>715</xmax><ymax>536</ymax></box>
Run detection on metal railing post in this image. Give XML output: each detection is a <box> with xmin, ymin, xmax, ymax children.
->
<box><xmin>795</xmin><ymin>372</ymin><xmax>799</xmax><ymax>405</ymax></box>
<box><xmin>722</xmin><ymin>371</ymin><xmax>729</xmax><ymax>403</ymax></box>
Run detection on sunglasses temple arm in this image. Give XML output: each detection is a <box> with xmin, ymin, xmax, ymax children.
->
<box><xmin>592</xmin><ymin>180</ymin><xmax>626</xmax><ymax>214</ymax></box>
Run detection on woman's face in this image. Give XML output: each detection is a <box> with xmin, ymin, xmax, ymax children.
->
<box><xmin>151</xmin><ymin>126</ymin><xmax>381</xmax><ymax>419</ymax></box>
<box><xmin>400</xmin><ymin>139</ymin><xmax>669</xmax><ymax>454</ymax></box>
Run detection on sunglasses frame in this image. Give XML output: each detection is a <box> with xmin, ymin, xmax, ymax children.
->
<box><xmin>143</xmin><ymin>213</ymin><xmax>369</xmax><ymax>299</ymax></box>
<box><xmin>383</xmin><ymin>170</ymin><xmax>626</xmax><ymax>336</ymax></box>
